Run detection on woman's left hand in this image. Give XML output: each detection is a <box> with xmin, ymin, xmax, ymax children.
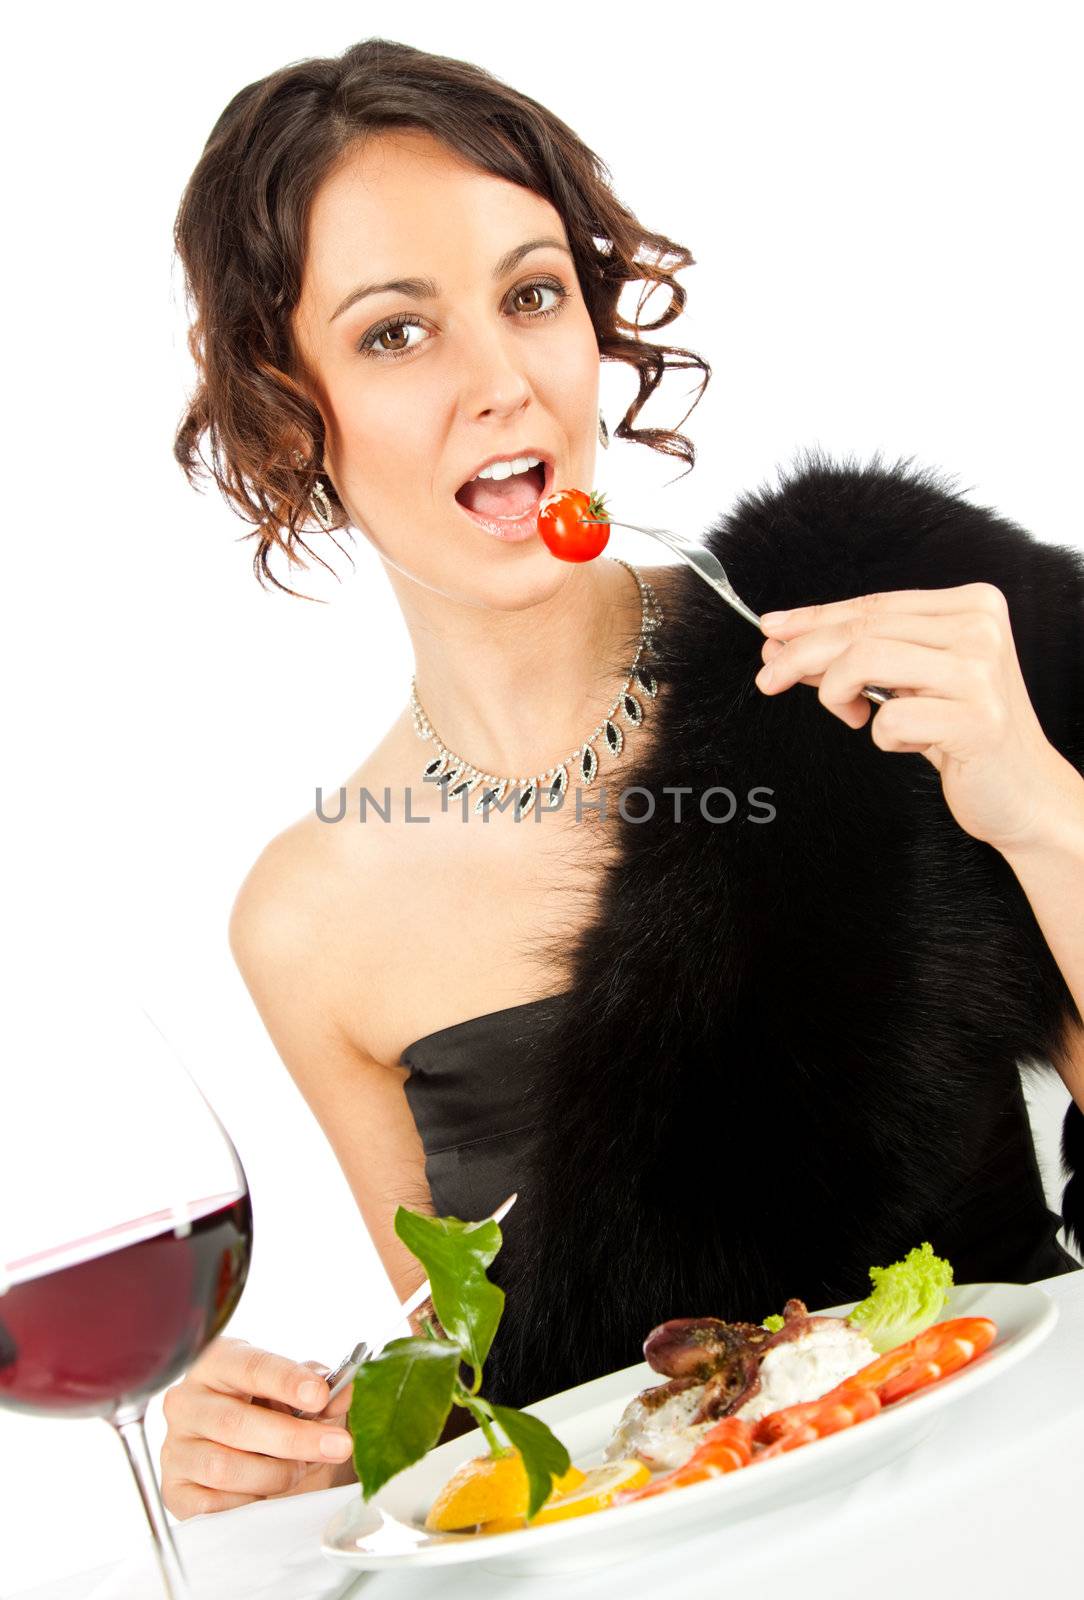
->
<box><xmin>754</xmin><ymin>582</ymin><xmax>1076</xmax><ymax>853</ymax></box>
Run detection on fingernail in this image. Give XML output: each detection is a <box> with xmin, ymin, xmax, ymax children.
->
<box><xmin>299</xmin><ymin>1380</ymin><xmax>325</xmax><ymax>1409</ymax></box>
<box><xmin>755</xmin><ymin>662</ymin><xmax>776</xmax><ymax>688</ymax></box>
<box><xmin>761</xmin><ymin>610</ymin><xmax>790</xmax><ymax>627</ymax></box>
<box><xmin>320</xmin><ymin>1430</ymin><xmax>354</xmax><ymax>1460</ymax></box>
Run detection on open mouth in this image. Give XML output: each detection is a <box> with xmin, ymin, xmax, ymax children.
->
<box><xmin>454</xmin><ymin>460</ymin><xmax>548</xmax><ymax>522</ymax></box>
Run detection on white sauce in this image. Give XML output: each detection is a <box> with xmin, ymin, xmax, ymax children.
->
<box><xmin>605</xmin><ymin>1321</ymin><xmax>876</xmax><ymax>1470</ymax></box>
<box><xmin>732</xmin><ymin>1321</ymin><xmax>876</xmax><ymax>1422</ymax></box>
<box><xmin>604</xmin><ymin>1384</ymin><xmax>716</xmax><ymax>1470</ymax></box>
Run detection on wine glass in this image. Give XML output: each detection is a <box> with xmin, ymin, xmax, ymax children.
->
<box><xmin>0</xmin><ymin>991</ymin><xmax>253</xmax><ymax>1599</ymax></box>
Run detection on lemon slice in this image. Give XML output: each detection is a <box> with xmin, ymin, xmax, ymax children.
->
<box><xmin>425</xmin><ymin>1450</ymin><xmax>586</xmax><ymax>1531</ymax></box>
<box><xmin>482</xmin><ymin>1459</ymin><xmax>650</xmax><ymax>1531</ymax></box>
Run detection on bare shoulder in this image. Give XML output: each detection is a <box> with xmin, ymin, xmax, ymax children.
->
<box><xmin>229</xmin><ymin>800</ymin><xmax>365</xmax><ymax>983</ymax></box>
<box><xmin>226</xmin><ymin>725</ymin><xmax>444</xmax><ymax>1287</ymax></box>
<box><xmin>227</xmin><ymin>719</ymin><xmax>413</xmax><ymax>1033</ymax></box>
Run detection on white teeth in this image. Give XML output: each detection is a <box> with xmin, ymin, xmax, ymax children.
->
<box><xmin>474</xmin><ymin>453</ymin><xmax>541</xmax><ymax>482</ymax></box>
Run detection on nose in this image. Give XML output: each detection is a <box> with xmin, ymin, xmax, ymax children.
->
<box><xmin>456</xmin><ymin>318</ymin><xmax>533</xmax><ymax>422</ymax></box>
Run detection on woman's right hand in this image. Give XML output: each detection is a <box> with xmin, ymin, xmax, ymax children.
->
<box><xmin>161</xmin><ymin>1336</ymin><xmax>356</xmax><ymax>1518</ymax></box>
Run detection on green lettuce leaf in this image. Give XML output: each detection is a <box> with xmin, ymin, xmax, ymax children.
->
<box><xmin>847</xmin><ymin>1241</ymin><xmax>954</xmax><ymax>1353</ymax></box>
<box><xmin>348</xmin><ymin>1336</ymin><xmax>460</xmax><ymax>1500</ymax></box>
<box><xmin>488</xmin><ymin>1402</ymin><xmax>572</xmax><ymax>1520</ymax></box>
<box><xmin>394</xmin><ymin>1208</ymin><xmax>505</xmax><ymax>1382</ymax></box>
<box><xmin>762</xmin><ymin>1313</ymin><xmax>784</xmax><ymax>1332</ymax></box>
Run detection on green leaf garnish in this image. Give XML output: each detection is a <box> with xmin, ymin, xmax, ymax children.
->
<box><xmin>762</xmin><ymin>1313</ymin><xmax>784</xmax><ymax>1332</ymax></box>
<box><xmin>348</xmin><ymin>1336</ymin><xmax>460</xmax><ymax>1500</ymax></box>
<box><xmin>348</xmin><ymin>1206</ymin><xmax>572</xmax><ymax>1510</ymax></box>
<box><xmin>394</xmin><ymin>1208</ymin><xmax>505</xmax><ymax>1384</ymax></box>
<box><xmin>488</xmin><ymin>1403</ymin><xmax>572</xmax><ymax>1520</ymax></box>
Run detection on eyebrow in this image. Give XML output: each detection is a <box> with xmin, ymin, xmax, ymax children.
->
<box><xmin>328</xmin><ymin>236</ymin><xmax>573</xmax><ymax>323</ymax></box>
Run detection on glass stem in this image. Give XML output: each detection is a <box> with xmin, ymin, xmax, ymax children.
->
<box><xmin>111</xmin><ymin>1408</ymin><xmax>192</xmax><ymax>1600</ymax></box>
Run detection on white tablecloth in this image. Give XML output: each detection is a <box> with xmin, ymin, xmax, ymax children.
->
<box><xmin>15</xmin><ymin>1270</ymin><xmax>1083</xmax><ymax>1599</ymax></box>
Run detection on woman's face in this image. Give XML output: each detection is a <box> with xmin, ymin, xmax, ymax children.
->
<box><xmin>291</xmin><ymin>129</ymin><xmax>602</xmax><ymax>607</ymax></box>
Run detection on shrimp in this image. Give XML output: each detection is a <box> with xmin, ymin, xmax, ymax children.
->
<box><xmin>751</xmin><ymin>1378</ymin><xmax>881</xmax><ymax>1459</ymax></box>
<box><xmin>614</xmin><ymin>1416</ymin><xmax>755</xmax><ymax>1502</ymax></box>
<box><xmin>615</xmin><ymin>1316</ymin><xmax>1000</xmax><ymax>1495</ymax></box>
<box><xmin>847</xmin><ymin>1316</ymin><xmax>997</xmax><ymax>1405</ymax></box>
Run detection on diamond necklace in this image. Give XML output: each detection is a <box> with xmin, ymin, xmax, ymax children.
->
<box><xmin>410</xmin><ymin>558</ymin><xmax>664</xmax><ymax>819</ymax></box>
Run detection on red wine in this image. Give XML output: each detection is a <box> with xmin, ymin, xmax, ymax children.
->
<box><xmin>0</xmin><ymin>1192</ymin><xmax>252</xmax><ymax>1418</ymax></box>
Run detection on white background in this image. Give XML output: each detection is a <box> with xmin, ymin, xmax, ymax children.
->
<box><xmin>2</xmin><ymin>1</ymin><xmax>1081</xmax><ymax>1591</ymax></box>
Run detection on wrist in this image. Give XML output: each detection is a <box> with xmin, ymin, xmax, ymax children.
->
<box><xmin>996</xmin><ymin>752</ymin><xmax>1084</xmax><ymax>862</ymax></box>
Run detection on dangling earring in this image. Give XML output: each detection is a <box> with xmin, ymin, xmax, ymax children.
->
<box><xmin>292</xmin><ymin>450</ymin><xmax>334</xmax><ymax>530</ymax></box>
<box><xmin>309</xmin><ymin>478</ymin><xmax>334</xmax><ymax>530</ymax></box>
<box><xmin>598</xmin><ymin>409</ymin><xmax>610</xmax><ymax>449</ymax></box>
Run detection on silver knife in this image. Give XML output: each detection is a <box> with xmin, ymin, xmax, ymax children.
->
<box><xmin>294</xmin><ymin>1191</ymin><xmax>518</xmax><ymax>1420</ymax></box>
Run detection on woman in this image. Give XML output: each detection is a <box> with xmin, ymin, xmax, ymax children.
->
<box><xmin>160</xmin><ymin>38</ymin><xmax>1084</xmax><ymax>1518</ymax></box>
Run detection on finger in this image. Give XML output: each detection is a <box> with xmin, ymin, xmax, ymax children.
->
<box><xmin>266</xmin><ymin>1459</ymin><xmax>354</xmax><ymax>1499</ymax></box>
<box><xmin>168</xmin><ymin>1438</ymin><xmax>314</xmax><ymax>1499</ymax></box>
<box><xmin>758</xmin><ymin>637</ymin><xmax>821</xmax><ymax>690</ymax></box>
<box><xmin>757</xmin><ymin>616</ymin><xmax>980</xmax><ymax>687</ymax></box>
<box><xmin>868</xmin><ymin>694</ymin><xmax>970</xmax><ymax>756</ymax></box>
<box><xmin>259</xmin><ymin>1359</ymin><xmax>334</xmax><ymax>1417</ymax></box>
<box><xmin>168</xmin><ymin>1481</ymin><xmax>264</xmax><ymax>1520</ymax></box>
<box><xmin>757</xmin><ymin>639</ymin><xmax>913</xmax><ymax>720</ymax></box>
<box><xmin>178</xmin><ymin>1389</ymin><xmax>355</xmax><ymax>1466</ymax></box>
<box><xmin>323</xmin><ymin>1379</ymin><xmax>354</xmax><ymax>1420</ymax></box>
<box><xmin>195</xmin><ymin>1338</ymin><xmax>331</xmax><ymax>1415</ymax></box>
<box><xmin>760</xmin><ymin>582</ymin><xmax>1008</xmax><ymax>636</ymax></box>
<box><xmin>759</xmin><ymin>634</ymin><xmax>972</xmax><ymax>702</ymax></box>
<box><xmin>759</xmin><ymin>611</ymin><xmax>988</xmax><ymax>671</ymax></box>
<box><xmin>817</xmin><ymin>640</ymin><xmax>971</xmax><ymax>713</ymax></box>
<box><xmin>298</xmin><ymin>1357</ymin><xmax>348</xmax><ymax>1418</ymax></box>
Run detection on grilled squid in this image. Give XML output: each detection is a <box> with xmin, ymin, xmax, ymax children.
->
<box><xmin>604</xmin><ymin>1299</ymin><xmax>877</xmax><ymax>1470</ymax></box>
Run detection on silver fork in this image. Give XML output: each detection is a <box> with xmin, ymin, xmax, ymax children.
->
<box><xmin>600</xmin><ymin>517</ymin><xmax>896</xmax><ymax>706</ymax></box>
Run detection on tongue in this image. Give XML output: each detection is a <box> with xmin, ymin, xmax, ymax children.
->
<box><xmin>457</xmin><ymin>465</ymin><xmax>542</xmax><ymax>520</ymax></box>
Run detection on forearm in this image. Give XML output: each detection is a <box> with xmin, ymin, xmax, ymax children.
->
<box><xmin>998</xmin><ymin>753</ymin><xmax>1084</xmax><ymax>1111</ymax></box>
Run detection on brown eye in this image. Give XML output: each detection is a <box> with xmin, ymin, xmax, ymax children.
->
<box><xmin>357</xmin><ymin>315</ymin><xmax>426</xmax><ymax>358</ymax></box>
<box><xmin>508</xmin><ymin>279</ymin><xmax>569</xmax><ymax>321</ymax></box>
<box><xmin>378</xmin><ymin>325</ymin><xmax>411</xmax><ymax>352</ymax></box>
<box><xmin>359</xmin><ymin>279</ymin><xmax>567</xmax><ymax>362</ymax></box>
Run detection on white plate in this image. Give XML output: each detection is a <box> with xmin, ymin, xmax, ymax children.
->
<box><xmin>321</xmin><ymin>1281</ymin><xmax>1056</xmax><ymax>1577</ymax></box>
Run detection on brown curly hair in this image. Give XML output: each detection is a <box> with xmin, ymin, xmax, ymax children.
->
<box><xmin>173</xmin><ymin>37</ymin><xmax>711</xmax><ymax>594</ymax></box>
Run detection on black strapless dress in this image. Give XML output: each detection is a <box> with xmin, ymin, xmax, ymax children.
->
<box><xmin>400</xmin><ymin>996</ymin><xmax>568</xmax><ymax>1225</ymax></box>
<box><xmin>400</xmin><ymin>996</ymin><xmax>1080</xmax><ymax>1287</ymax></box>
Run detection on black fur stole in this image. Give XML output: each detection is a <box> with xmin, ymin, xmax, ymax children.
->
<box><xmin>485</xmin><ymin>451</ymin><xmax>1084</xmax><ymax>1410</ymax></box>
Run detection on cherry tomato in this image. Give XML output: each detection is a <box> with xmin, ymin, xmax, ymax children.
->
<box><xmin>537</xmin><ymin>488</ymin><xmax>611</xmax><ymax>562</ymax></box>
